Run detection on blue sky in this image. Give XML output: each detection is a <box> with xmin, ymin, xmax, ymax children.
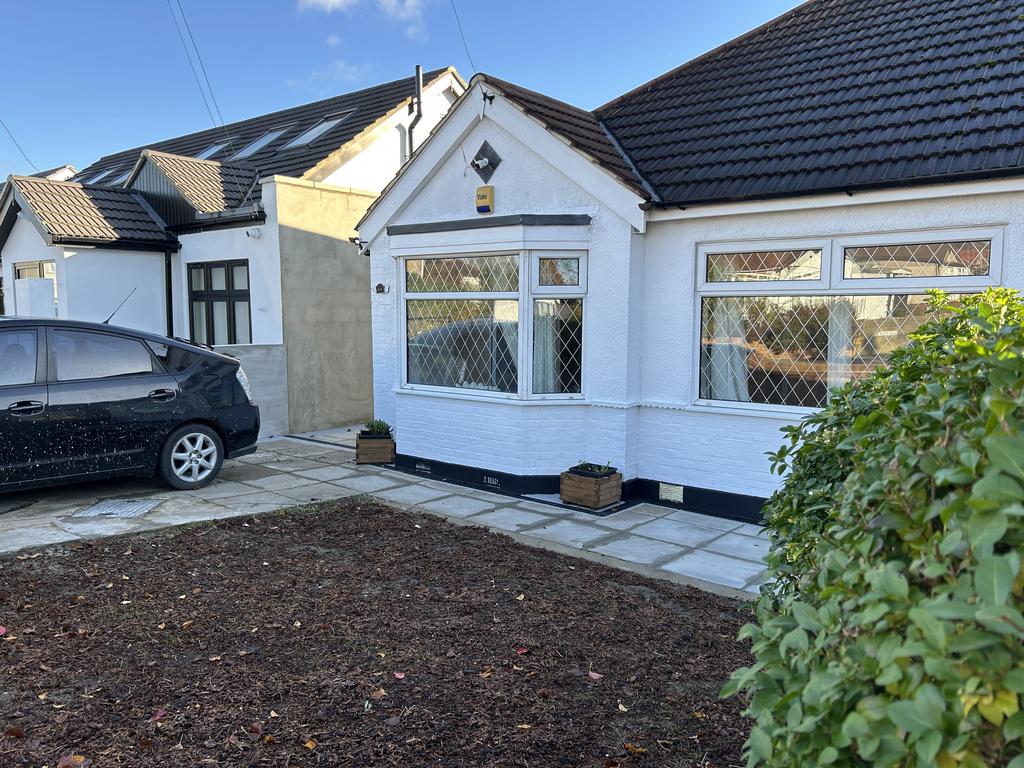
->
<box><xmin>0</xmin><ymin>0</ymin><xmax>796</xmax><ymax>178</ymax></box>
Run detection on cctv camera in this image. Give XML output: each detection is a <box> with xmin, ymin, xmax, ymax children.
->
<box><xmin>245</xmin><ymin>228</ymin><xmax>262</xmax><ymax>239</ymax></box>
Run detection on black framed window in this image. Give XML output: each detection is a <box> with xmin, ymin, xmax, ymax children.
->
<box><xmin>188</xmin><ymin>260</ymin><xmax>251</xmax><ymax>346</ymax></box>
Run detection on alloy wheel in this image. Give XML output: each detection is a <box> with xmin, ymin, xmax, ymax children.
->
<box><xmin>170</xmin><ymin>433</ymin><xmax>218</xmax><ymax>484</ymax></box>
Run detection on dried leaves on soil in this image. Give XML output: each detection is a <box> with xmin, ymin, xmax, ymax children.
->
<box><xmin>0</xmin><ymin>500</ymin><xmax>750</xmax><ymax>766</ymax></box>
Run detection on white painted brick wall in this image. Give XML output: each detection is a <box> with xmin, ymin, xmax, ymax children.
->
<box><xmin>368</xmin><ymin>108</ymin><xmax>1024</xmax><ymax>500</ymax></box>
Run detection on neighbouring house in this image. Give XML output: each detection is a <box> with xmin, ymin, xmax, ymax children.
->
<box><xmin>0</xmin><ymin>68</ymin><xmax>464</xmax><ymax>436</ymax></box>
<box><xmin>358</xmin><ymin>0</ymin><xmax>1024</xmax><ymax>522</ymax></box>
<box><xmin>0</xmin><ymin>164</ymin><xmax>76</xmax><ymax>313</ymax></box>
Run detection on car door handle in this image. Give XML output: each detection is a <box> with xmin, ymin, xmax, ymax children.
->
<box><xmin>8</xmin><ymin>400</ymin><xmax>44</xmax><ymax>416</ymax></box>
<box><xmin>148</xmin><ymin>389</ymin><xmax>177</xmax><ymax>403</ymax></box>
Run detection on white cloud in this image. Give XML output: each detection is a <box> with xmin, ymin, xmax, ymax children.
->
<box><xmin>288</xmin><ymin>59</ymin><xmax>369</xmax><ymax>95</ymax></box>
<box><xmin>377</xmin><ymin>0</ymin><xmax>425</xmax><ymax>38</ymax></box>
<box><xmin>326</xmin><ymin>33</ymin><xmax>340</xmax><ymax>46</ymax></box>
<box><xmin>299</xmin><ymin>0</ymin><xmax>360</xmax><ymax>11</ymax></box>
<box><xmin>299</xmin><ymin>0</ymin><xmax>426</xmax><ymax>38</ymax></box>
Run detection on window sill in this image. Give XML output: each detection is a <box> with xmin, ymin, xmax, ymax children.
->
<box><xmin>684</xmin><ymin>400</ymin><xmax>816</xmax><ymax>421</ymax></box>
<box><xmin>393</xmin><ymin>385</ymin><xmax>587</xmax><ymax>406</ymax></box>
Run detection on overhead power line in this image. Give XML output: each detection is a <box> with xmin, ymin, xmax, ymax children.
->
<box><xmin>175</xmin><ymin>0</ymin><xmax>229</xmax><ymax>133</ymax></box>
<box><xmin>448</xmin><ymin>0</ymin><xmax>477</xmax><ymax>75</ymax></box>
<box><xmin>0</xmin><ymin>116</ymin><xmax>39</xmax><ymax>173</ymax></box>
<box><xmin>165</xmin><ymin>0</ymin><xmax>218</xmax><ymax>128</ymax></box>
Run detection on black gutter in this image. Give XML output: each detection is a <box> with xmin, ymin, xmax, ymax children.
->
<box><xmin>163</xmin><ymin>249</ymin><xmax>174</xmax><ymax>338</ymax></box>
<box><xmin>387</xmin><ymin>213</ymin><xmax>591</xmax><ymax>236</ymax></box>
<box><xmin>50</xmin><ymin>236</ymin><xmax>180</xmax><ymax>252</ymax></box>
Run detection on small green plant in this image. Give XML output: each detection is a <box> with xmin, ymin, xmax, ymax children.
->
<box><xmin>723</xmin><ymin>289</ymin><xmax>1024</xmax><ymax>767</ymax></box>
<box><xmin>573</xmin><ymin>459</ymin><xmax>615</xmax><ymax>474</ymax></box>
<box><xmin>363</xmin><ymin>418</ymin><xmax>393</xmax><ymax>437</ymax></box>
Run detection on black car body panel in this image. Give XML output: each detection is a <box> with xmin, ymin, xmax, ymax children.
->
<box><xmin>0</xmin><ymin>318</ymin><xmax>259</xmax><ymax>492</ymax></box>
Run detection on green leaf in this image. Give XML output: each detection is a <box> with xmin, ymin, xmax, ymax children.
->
<box><xmin>984</xmin><ymin>434</ymin><xmax>1024</xmax><ymax>480</ymax></box>
<box><xmin>976</xmin><ymin>555</ymin><xmax>1015</xmax><ymax>606</ymax></box>
<box><xmin>909</xmin><ymin>606</ymin><xmax>947</xmax><ymax>650</ymax></box>
<box><xmin>888</xmin><ymin>686</ymin><xmax>944</xmax><ymax>734</ymax></box>
<box><xmin>748</xmin><ymin>726</ymin><xmax>773</xmax><ymax>761</ymax></box>
<box><xmin>967</xmin><ymin>508</ymin><xmax>1010</xmax><ymax>549</ymax></box>
<box><xmin>972</xmin><ymin>473</ymin><xmax>1024</xmax><ymax>505</ymax></box>
<box><xmin>790</xmin><ymin>602</ymin><xmax>822</xmax><ymax>632</ymax></box>
<box><xmin>818</xmin><ymin>746</ymin><xmax>838</xmax><ymax>765</ymax></box>
<box><xmin>1005</xmin><ymin>711</ymin><xmax>1024</xmax><ymax>741</ymax></box>
<box><xmin>841</xmin><ymin>711</ymin><xmax>869</xmax><ymax>740</ymax></box>
<box><xmin>1008</xmin><ymin>755</ymin><xmax>1024</xmax><ymax>768</ymax></box>
<box><xmin>1005</xmin><ymin>669</ymin><xmax>1024</xmax><ymax>693</ymax></box>
<box><xmin>915</xmin><ymin>730</ymin><xmax>942</xmax><ymax>763</ymax></box>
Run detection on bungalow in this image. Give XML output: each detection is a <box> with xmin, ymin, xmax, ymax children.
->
<box><xmin>0</xmin><ymin>67</ymin><xmax>464</xmax><ymax>436</ymax></box>
<box><xmin>358</xmin><ymin>0</ymin><xmax>1024</xmax><ymax>522</ymax></box>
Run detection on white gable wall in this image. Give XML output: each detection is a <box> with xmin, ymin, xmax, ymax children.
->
<box><xmin>321</xmin><ymin>74</ymin><xmax>461</xmax><ymax>193</ymax></box>
<box><xmin>370</xmin><ymin>116</ymin><xmax>642</xmax><ymax>475</ymax></box>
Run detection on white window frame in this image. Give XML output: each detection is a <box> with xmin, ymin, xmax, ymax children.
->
<box><xmin>398</xmin><ymin>250</ymin><xmax>587</xmax><ymax>402</ymax></box>
<box><xmin>691</xmin><ymin>226</ymin><xmax>1005</xmax><ymax>416</ymax></box>
<box><xmin>229</xmin><ymin>126</ymin><xmax>293</xmax><ymax>160</ymax></box>
<box><xmin>280</xmin><ymin>111</ymin><xmax>355</xmax><ymax>150</ymax></box>
<box><xmin>531</xmin><ymin>249</ymin><xmax>588</xmax><ymax>294</ymax></box>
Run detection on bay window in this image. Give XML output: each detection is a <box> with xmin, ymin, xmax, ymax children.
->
<box><xmin>696</xmin><ymin>229</ymin><xmax>1002</xmax><ymax>410</ymax></box>
<box><xmin>402</xmin><ymin>251</ymin><xmax>585</xmax><ymax>398</ymax></box>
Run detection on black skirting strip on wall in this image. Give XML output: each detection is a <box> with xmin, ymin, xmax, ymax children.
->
<box><xmin>394</xmin><ymin>454</ymin><xmax>766</xmax><ymax>524</ymax></box>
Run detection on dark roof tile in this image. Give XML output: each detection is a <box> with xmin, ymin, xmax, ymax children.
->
<box><xmin>74</xmin><ymin>69</ymin><xmax>457</xmax><ymax>192</ymax></box>
<box><xmin>595</xmin><ymin>0</ymin><xmax>1024</xmax><ymax>205</ymax></box>
<box><xmin>8</xmin><ymin>176</ymin><xmax>172</xmax><ymax>247</ymax></box>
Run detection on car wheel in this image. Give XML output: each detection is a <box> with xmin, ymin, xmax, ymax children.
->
<box><xmin>158</xmin><ymin>424</ymin><xmax>224</xmax><ymax>490</ymax></box>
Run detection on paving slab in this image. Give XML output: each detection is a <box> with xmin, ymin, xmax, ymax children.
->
<box><xmin>373</xmin><ymin>484</ymin><xmax>452</xmax><ymax>506</ymax></box>
<box><xmin>525</xmin><ymin>520</ymin><xmax>611</xmax><ymax>548</ymax></box>
<box><xmin>293</xmin><ymin>465</ymin><xmax>358</xmax><ymax>482</ymax></box>
<box><xmin>55</xmin><ymin>517</ymin><xmax>151</xmax><ymax>538</ymax></box>
<box><xmin>417</xmin><ymin>495</ymin><xmax>496</xmax><ymax>518</ymax></box>
<box><xmin>262</xmin><ymin>459</ymin><xmax>325</xmax><ymax>473</ymax></box>
<box><xmin>594</xmin><ymin>508</ymin><xmax>662</xmax><ymax>531</ymax></box>
<box><xmin>217</xmin><ymin>463</ymin><xmax>281</xmax><ymax>483</ymax></box>
<box><xmin>660</xmin><ymin>508</ymin><xmax>743</xmax><ymax>532</ymax></box>
<box><xmin>471</xmin><ymin>508</ymin><xmax>555</xmax><ymax>532</ymax></box>
<box><xmin>192</xmin><ymin>481</ymin><xmax>262</xmax><ymax>500</ymax></box>
<box><xmin>631</xmin><ymin>518</ymin><xmax>725</xmax><ymax>548</ymax></box>
<box><xmin>275</xmin><ymin>483</ymin><xmax>360</xmax><ymax>504</ymax></box>
<box><xmin>661</xmin><ymin>550</ymin><xmax>766</xmax><ymax>590</ymax></box>
<box><xmin>1</xmin><ymin>525</ymin><xmax>82</xmax><ymax>550</ymax></box>
<box><xmin>590</xmin><ymin>534</ymin><xmax>688</xmax><ymax>565</ymax></box>
<box><xmin>243</xmin><ymin>474</ymin><xmax>319</xmax><ymax>492</ymax></box>
<box><xmin>704</xmin><ymin>531</ymin><xmax>771</xmax><ymax>561</ymax></box>
<box><xmin>335</xmin><ymin>475</ymin><xmax>402</xmax><ymax>494</ymax></box>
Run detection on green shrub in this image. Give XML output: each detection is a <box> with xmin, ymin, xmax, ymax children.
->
<box><xmin>724</xmin><ymin>290</ymin><xmax>1024</xmax><ymax>767</ymax></box>
<box><xmin>363</xmin><ymin>418</ymin><xmax>393</xmax><ymax>436</ymax></box>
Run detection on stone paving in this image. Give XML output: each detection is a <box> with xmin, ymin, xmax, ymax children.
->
<box><xmin>0</xmin><ymin>432</ymin><xmax>768</xmax><ymax>598</ymax></box>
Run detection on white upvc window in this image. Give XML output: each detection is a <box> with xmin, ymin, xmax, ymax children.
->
<box><xmin>694</xmin><ymin>227</ymin><xmax>1003</xmax><ymax>413</ymax></box>
<box><xmin>400</xmin><ymin>250</ymin><xmax>586</xmax><ymax>400</ymax></box>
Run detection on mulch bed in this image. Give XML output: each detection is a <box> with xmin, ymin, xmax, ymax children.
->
<box><xmin>0</xmin><ymin>499</ymin><xmax>751</xmax><ymax>767</ymax></box>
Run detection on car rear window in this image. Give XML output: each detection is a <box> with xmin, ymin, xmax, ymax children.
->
<box><xmin>54</xmin><ymin>330</ymin><xmax>154</xmax><ymax>381</ymax></box>
<box><xmin>0</xmin><ymin>330</ymin><xmax>37</xmax><ymax>386</ymax></box>
<box><xmin>147</xmin><ymin>341</ymin><xmax>203</xmax><ymax>373</ymax></box>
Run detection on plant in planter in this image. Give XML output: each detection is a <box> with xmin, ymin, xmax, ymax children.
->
<box><xmin>560</xmin><ymin>459</ymin><xmax>622</xmax><ymax>509</ymax></box>
<box><xmin>356</xmin><ymin>419</ymin><xmax>395</xmax><ymax>465</ymax></box>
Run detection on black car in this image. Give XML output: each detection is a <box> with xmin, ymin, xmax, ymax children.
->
<box><xmin>0</xmin><ymin>317</ymin><xmax>259</xmax><ymax>492</ymax></box>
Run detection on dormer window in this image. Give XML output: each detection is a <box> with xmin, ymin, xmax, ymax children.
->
<box><xmin>108</xmin><ymin>171</ymin><xmax>130</xmax><ymax>186</ymax></box>
<box><xmin>195</xmin><ymin>141</ymin><xmax>230</xmax><ymax>160</ymax></box>
<box><xmin>229</xmin><ymin>127</ymin><xmax>291</xmax><ymax>160</ymax></box>
<box><xmin>280</xmin><ymin>111</ymin><xmax>355</xmax><ymax>150</ymax></box>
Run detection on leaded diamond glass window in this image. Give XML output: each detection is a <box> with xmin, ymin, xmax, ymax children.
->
<box><xmin>405</xmin><ymin>255</ymin><xmax>519</xmax><ymax>293</ymax></box>
<box><xmin>539</xmin><ymin>258</ymin><xmax>580</xmax><ymax>287</ymax></box>
<box><xmin>844</xmin><ymin>241</ymin><xmax>990</xmax><ymax>279</ymax></box>
<box><xmin>699</xmin><ymin>294</ymin><xmax>965</xmax><ymax>408</ymax></box>
<box><xmin>706</xmin><ymin>249</ymin><xmax>822</xmax><ymax>282</ymax></box>
<box><xmin>406</xmin><ymin>300</ymin><xmax>519</xmax><ymax>393</ymax></box>
<box><xmin>533</xmin><ymin>299</ymin><xmax>582</xmax><ymax>394</ymax></box>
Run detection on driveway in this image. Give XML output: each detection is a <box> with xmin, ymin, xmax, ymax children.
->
<box><xmin>0</xmin><ymin>433</ymin><xmax>768</xmax><ymax>598</ymax></box>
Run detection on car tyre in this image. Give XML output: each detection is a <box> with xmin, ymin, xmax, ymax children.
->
<box><xmin>157</xmin><ymin>424</ymin><xmax>225</xmax><ymax>490</ymax></box>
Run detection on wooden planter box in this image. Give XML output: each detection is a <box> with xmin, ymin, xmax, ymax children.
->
<box><xmin>560</xmin><ymin>469</ymin><xmax>622</xmax><ymax>509</ymax></box>
<box><xmin>356</xmin><ymin>433</ymin><xmax>395</xmax><ymax>465</ymax></box>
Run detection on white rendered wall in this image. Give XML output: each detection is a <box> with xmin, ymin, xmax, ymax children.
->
<box><xmin>322</xmin><ymin>76</ymin><xmax>460</xmax><ymax>193</ymax></box>
<box><xmin>14</xmin><ymin>279</ymin><xmax>56</xmax><ymax>317</ymax></box>
<box><xmin>61</xmin><ymin>247</ymin><xmax>166</xmax><ymax>333</ymax></box>
<box><xmin>370</xmin><ymin>117</ymin><xmax>640</xmax><ymax>475</ymax></box>
<box><xmin>636</xmin><ymin>190</ymin><xmax>1024</xmax><ymax>499</ymax></box>
<box><xmin>2</xmin><ymin>216</ymin><xmax>165</xmax><ymax>333</ymax></box>
<box><xmin>173</xmin><ymin>183</ymin><xmax>284</xmax><ymax>345</ymax></box>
